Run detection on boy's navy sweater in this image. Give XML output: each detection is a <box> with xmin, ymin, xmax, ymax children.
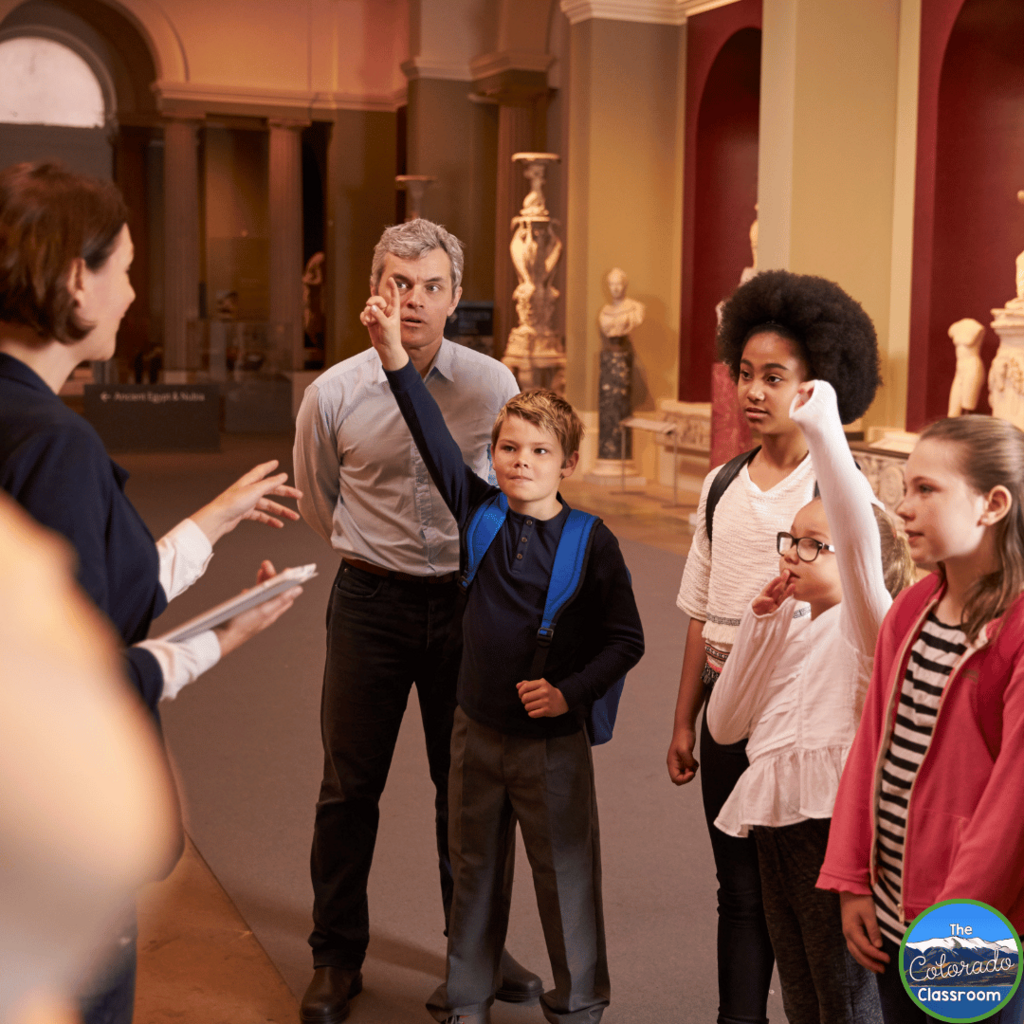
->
<box><xmin>386</xmin><ymin>361</ymin><xmax>644</xmax><ymax>739</ymax></box>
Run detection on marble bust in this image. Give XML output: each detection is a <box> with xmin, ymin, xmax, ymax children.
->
<box><xmin>599</xmin><ymin>268</ymin><xmax>645</xmax><ymax>341</ymax></box>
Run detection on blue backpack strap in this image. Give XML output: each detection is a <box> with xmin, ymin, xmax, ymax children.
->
<box><xmin>529</xmin><ymin>510</ymin><xmax>626</xmax><ymax>746</ymax></box>
<box><xmin>529</xmin><ymin>510</ymin><xmax>599</xmax><ymax>683</ymax></box>
<box><xmin>537</xmin><ymin>509</ymin><xmax>599</xmax><ymax>645</ymax></box>
<box><xmin>460</xmin><ymin>491</ymin><xmax>508</xmax><ymax>590</ymax></box>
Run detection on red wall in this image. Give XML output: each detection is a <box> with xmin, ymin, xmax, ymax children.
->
<box><xmin>679</xmin><ymin>0</ymin><xmax>762</xmax><ymax>402</ymax></box>
<box><xmin>908</xmin><ymin>0</ymin><xmax>1024</xmax><ymax>429</ymax></box>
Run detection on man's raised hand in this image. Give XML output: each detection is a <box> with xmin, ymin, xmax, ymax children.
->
<box><xmin>360</xmin><ymin>277</ymin><xmax>408</xmax><ymax>371</ymax></box>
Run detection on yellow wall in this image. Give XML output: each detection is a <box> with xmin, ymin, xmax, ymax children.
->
<box><xmin>760</xmin><ymin>0</ymin><xmax>903</xmax><ymax>429</ymax></box>
<box><xmin>565</xmin><ymin>16</ymin><xmax>685</xmax><ymax>473</ymax></box>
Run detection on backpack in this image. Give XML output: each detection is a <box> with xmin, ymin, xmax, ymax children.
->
<box><xmin>461</xmin><ymin>491</ymin><xmax>626</xmax><ymax>745</ymax></box>
<box><xmin>705</xmin><ymin>445</ymin><xmax>820</xmax><ymax>544</ymax></box>
<box><xmin>705</xmin><ymin>447</ymin><xmax>760</xmax><ymax>544</ymax></box>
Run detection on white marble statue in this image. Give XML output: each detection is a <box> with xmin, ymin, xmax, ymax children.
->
<box><xmin>947</xmin><ymin>317</ymin><xmax>986</xmax><ymax>416</ymax></box>
<box><xmin>598</xmin><ymin>268</ymin><xmax>645</xmax><ymax>341</ymax></box>
<box><xmin>987</xmin><ymin>191</ymin><xmax>1024</xmax><ymax>431</ymax></box>
<box><xmin>502</xmin><ymin>153</ymin><xmax>565</xmax><ymax>391</ymax></box>
<box><xmin>740</xmin><ymin>206</ymin><xmax>759</xmax><ymax>286</ymax></box>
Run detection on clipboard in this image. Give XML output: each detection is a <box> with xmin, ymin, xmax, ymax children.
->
<box><xmin>156</xmin><ymin>564</ymin><xmax>317</xmax><ymax>643</ymax></box>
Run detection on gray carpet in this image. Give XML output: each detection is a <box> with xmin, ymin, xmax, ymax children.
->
<box><xmin>122</xmin><ymin>433</ymin><xmax>785</xmax><ymax>1023</ymax></box>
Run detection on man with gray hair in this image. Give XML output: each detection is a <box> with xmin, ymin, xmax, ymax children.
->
<box><xmin>293</xmin><ymin>219</ymin><xmax>535</xmax><ymax>1023</ymax></box>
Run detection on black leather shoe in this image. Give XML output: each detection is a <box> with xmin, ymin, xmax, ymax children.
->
<box><xmin>300</xmin><ymin>966</ymin><xmax>363</xmax><ymax>1024</ymax></box>
<box><xmin>495</xmin><ymin>948</ymin><xmax>542</xmax><ymax>1004</ymax></box>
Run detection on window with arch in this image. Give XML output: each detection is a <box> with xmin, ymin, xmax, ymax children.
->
<box><xmin>0</xmin><ymin>35</ymin><xmax>105</xmax><ymax>128</ymax></box>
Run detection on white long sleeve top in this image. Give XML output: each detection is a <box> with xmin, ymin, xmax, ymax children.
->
<box><xmin>706</xmin><ymin>380</ymin><xmax>890</xmax><ymax>837</ymax></box>
<box><xmin>676</xmin><ymin>433</ymin><xmax>816</xmax><ymax>666</ymax></box>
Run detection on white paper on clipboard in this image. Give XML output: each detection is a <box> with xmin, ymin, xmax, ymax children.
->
<box><xmin>156</xmin><ymin>564</ymin><xmax>317</xmax><ymax>643</ymax></box>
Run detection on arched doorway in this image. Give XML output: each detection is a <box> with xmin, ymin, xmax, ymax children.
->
<box><xmin>1</xmin><ymin>0</ymin><xmax>161</xmax><ymax>380</ymax></box>
<box><xmin>0</xmin><ymin>32</ymin><xmax>112</xmax><ymax>175</ymax></box>
<box><xmin>679</xmin><ymin>0</ymin><xmax>762</xmax><ymax>403</ymax></box>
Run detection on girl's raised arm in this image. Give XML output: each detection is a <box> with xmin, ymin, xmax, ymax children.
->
<box><xmin>791</xmin><ymin>381</ymin><xmax>890</xmax><ymax>658</ymax></box>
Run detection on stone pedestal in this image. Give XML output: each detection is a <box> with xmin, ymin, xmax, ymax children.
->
<box><xmin>585</xmin><ymin>345</ymin><xmax>643</xmax><ymax>486</ymax></box>
<box><xmin>502</xmin><ymin>327</ymin><xmax>566</xmax><ymax>392</ymax></box>
<box><xmin>988</xmin><ymin>301</ymin><xmax>1024</xmax><ymax>431</ymax></box>
<box><xmin>598</xmin><ymin>347</ymin><xmax>632</xmax><ymax>460</ymax></box>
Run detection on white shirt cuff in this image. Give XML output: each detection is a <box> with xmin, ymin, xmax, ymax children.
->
<box><xmin>139</xmin><ymin>631</ymin><xmax>222</xmax><ymax>701</ymax></box>
<box><xmin>157</xmin><ymin>519</ymin><xmax>214</xmax><ymax>601</ymax></box>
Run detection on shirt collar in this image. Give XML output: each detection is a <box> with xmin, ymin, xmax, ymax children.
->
<box><xmin>373</xmin><ymin>337</ymin><xmax>453</xmax><ymax>385</ymax></box>
<box><xmin>429</xmin><ymin>338</ymin><xmax>455</xmax><ymax>382</ymax></box>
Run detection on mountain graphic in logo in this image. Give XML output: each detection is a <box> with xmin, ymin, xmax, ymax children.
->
<box><xmin>904</xmin><ymin>936</ymin><xmax>1020</xmax><ymax>988</ymax></box>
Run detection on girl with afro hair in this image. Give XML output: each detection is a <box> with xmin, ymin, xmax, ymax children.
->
<box><xmin>667</xmin><ymin>269</ymin><xmax>882</xmax><ymax>1024</ymax></box>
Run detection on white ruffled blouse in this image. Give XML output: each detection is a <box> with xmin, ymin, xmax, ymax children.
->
<box><xmin>706</xmin><ymin>380</ymin><xmax>890</xmax><ymax>837</ymax></box>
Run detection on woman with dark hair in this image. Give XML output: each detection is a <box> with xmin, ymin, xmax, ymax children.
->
<box><xmin>0</xmin><ymin>161</ymin><xmax>304</xmax><ymax>1024</ymax></box>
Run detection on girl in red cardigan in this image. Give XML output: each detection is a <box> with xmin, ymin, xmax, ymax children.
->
<box><xmin>818</xmin><ymin>415</ymin><xmax>1024</xmax><ymax>1024</ymax></box>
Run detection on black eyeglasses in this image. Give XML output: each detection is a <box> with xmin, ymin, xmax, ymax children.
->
<box><xmin>776</xmin><ymin>532</ymin><xmax>836</xmax><ymax>563</ymax></box>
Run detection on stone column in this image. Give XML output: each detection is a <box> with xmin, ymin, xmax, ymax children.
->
<box><xmin>162</xmin><ymin>117</ymin><xmax>201</xmax><ymax>376</ymax></box>
<box><xmin>268</xmin><ymin>120</ymin><xmax>307</xmax><ymax>371</ymax></box>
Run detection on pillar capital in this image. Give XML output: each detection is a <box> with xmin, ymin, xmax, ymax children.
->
<box><xmin>471</xmin><ymin>63</ymin><xmax>550</xmax><ymax>105</ymax></box>
<box><xmin>268</xmin><ymin>118</ymin><xmax>311</xmax><ymax>132</ymax></box>
<box><xmin>560</xmin><ymin>0</ymin><xmax>739</xmax><ymax>26</ymax></box>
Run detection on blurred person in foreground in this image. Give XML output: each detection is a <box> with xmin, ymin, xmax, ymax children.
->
<box><xmin>0</xmin><ymin>491</ymin><xmax>178</xmax><ymax>1024</ymax></box>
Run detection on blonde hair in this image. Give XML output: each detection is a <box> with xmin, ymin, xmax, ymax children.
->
<box><xmin>491</xmin><ymin>389</ymin><xmax>584</xmax><ymax>465</ymax></box>
<box><xmin>873</xmin><ymin>505</ymin><xmax>915</xmax><ymax>600</ymax></box>
<box><xmin>918</xmin><ymin>415</ymin><xmax>1024</xmax><ymax>643</ymax></box>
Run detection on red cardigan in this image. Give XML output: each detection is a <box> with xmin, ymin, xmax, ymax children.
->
<box><xmin>817</xmin><ymin>574</ymin><xmax>1024</xmax><ymax>931</ymax></box>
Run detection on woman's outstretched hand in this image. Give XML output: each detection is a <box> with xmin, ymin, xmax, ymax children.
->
<box><xmin>191</xmin><ymin>460</ymin><xmax>302</xmax><ymax>545</ymax></box>
<box><xmin>213</xmin><ymin>560</ymin><xmax>302</xmax><ymax>657</ymax></box>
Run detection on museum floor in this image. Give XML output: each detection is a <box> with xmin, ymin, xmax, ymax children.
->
<box><xmin>121</xmin><ymin>432</ymin><xmax>787</xmax><ymax>1024</ymax></box>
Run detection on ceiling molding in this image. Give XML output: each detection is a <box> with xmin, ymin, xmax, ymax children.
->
<box><xmin>154</xmin><ymin>80</ymin><xmax>405</xmax><ymax>118</ymax></box>
<box><xmin>559</xmin><ymin>0</ymin><xmax>742</xmax><ymax>26</ymax></box>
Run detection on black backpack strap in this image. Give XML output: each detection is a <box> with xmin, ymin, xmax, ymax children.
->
<box><xmin>705</xmin><ymin>446</ymin><xmax>760</xmax><ymax>545</ymax></box>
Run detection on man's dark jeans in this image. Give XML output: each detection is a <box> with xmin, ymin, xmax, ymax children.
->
<box><xmin>309</xmin><ymin>561</ymin><xmax>462</xmax><ymax>968</ymax></box>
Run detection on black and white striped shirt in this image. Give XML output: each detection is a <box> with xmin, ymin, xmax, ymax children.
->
<box><xmin>872</xmin><ymin>610</ymin><xmax>967</xmax><ymax>943</ymax></box>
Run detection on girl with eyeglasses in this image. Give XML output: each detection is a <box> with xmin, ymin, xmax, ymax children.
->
<box><xmin>706</xmin><ymin>379</ymin><xmax>914</xmax><ymax>1024</ymax></box>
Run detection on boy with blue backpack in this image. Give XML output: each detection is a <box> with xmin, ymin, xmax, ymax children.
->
<box><xmin>362</xmin><ymin>281</ymin><xmax>644</xmax><ymax>1024</ymax></box>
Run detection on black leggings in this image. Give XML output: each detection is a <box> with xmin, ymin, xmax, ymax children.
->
<box><xmin>700</xmin><ymin>669</ymin><xmax>775</xmax><ymax>1024</ymax></box>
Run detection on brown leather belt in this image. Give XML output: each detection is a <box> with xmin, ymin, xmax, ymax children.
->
<box><xmin>342</xmin><ymin>557</ymin><xmax>458</xmax><ymax>585</ymax></box>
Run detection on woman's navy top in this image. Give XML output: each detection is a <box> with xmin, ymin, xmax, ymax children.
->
<box><xmin>0</xmin><ymin>352</ymin><xmax>165</xmax><ymax>712</ymax></box>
